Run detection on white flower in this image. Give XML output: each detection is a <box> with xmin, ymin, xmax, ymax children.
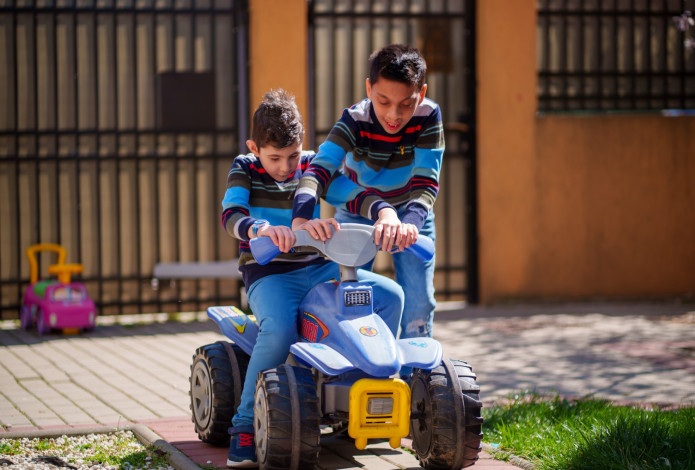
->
<box><xmin>673</xmin><ymin>11</ymin><xmax>694</xmax><ymax>32</ymax></box>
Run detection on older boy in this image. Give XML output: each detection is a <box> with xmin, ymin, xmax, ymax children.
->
<box><xmin>292</xmin><ymin>44</ymin><xmax>444</xmax><ymax>350</ymax></box>
<box><xmin>221</xmin><ymin>89</ymin><xmax>404</xmax><ymax>467</ymax></box>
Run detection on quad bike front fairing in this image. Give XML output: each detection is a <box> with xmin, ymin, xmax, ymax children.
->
<box><xmin>293</xmin><ymin>279</ymin><xmax>442</xmax><ymax>377</ymax></box>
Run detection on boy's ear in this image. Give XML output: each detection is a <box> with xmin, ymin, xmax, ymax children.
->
<box><xmin>246</xmin><ymin>139</ymin><xmax>259</xmax><ymax>156</ymax></box>
<box><xmin>417</xmin><ymin>83</ymin><xmax>428</xmax><ymax>105</ymax></box>
<box><xmin>365</xmin><ymin>78</ymin><xmax>372</xmax><ymax>98</ymax></box>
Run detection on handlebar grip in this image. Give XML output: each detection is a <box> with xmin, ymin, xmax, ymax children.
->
<box><xmin>404</xmin><ymin>235</ymin><xmax>435</xmax><ymax>262</ymax></box>
<box><xmin>249</xmin><ymin>237</ymin><xmax>281</xmax><ymax>265</ymax></box>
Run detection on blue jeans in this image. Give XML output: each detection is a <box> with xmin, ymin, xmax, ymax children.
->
<box><xmin>335</xmin><ymin>207</ymin><xmax>437</xmax><ymax>341</ymax></box>
<box><xmin>232</xmin><ymin>261</ymin><xmax>404</xmax><ymax>428</ymax></box>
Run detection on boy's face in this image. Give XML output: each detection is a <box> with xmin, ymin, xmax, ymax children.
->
<box><xmin>247</xmin><ymin>139</ymin><xmax>302</xmax><ymax>182</ymax></box>
<box><xmin>366</xmin><ymin>77</ymin><xmax>427</xmax><ymax>134</ymax></box>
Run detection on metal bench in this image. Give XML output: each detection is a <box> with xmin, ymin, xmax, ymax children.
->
<box><xmin>151</xmin><ymin>259</ymin><xmax>241</xmax><ymax>290</ymax></box>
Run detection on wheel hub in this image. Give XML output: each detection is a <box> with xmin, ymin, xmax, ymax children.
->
<box><xmin>410</xmin><ymin>378</ymin><xmax>433</xmax><ymax>452</ymax></box>
<box><xmin>191</xmin><ymin>361</ymin><xmax>212</xmax><ymax>427</ymax></box>
<box><xmin>254</xmin><ymin>388</ymin><xmax>269</xmax><ymax>460</ymax></box>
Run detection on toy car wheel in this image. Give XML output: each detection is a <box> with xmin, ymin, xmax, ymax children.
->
<box><xmin>36</xmin><ymin>309</ymin><xmax>51</xmax><ymax>335</ymax></box>
<box><xmin>190</xmin><ymin>341</ymin><xmax>249</xmax><ymax>445</ymax></box>
<box><xmin>20</xmin><ymin>305</ymin><xmax>33</xmax><ymax>330</ymax></box>
<box><xmin>254</xmin><ymin>364</ymin><xmax>320</xmax><ymax>470</ymax></box>
<box><xmin>410</xmin><ymin>358</ymin><xmax>483</xmax><ymax>469</ymax></box>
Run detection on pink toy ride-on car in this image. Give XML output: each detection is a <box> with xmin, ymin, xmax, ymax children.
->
<box><xmin>21</xmin><ymin>243</ymin><xmax>97</xmax><ymax>335</ymax></box>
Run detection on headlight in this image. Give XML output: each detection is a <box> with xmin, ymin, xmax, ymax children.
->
<box><xmin>367</xmin><ymin>397</ymin><xmax>393</xmax><ymax>415</ymax></box>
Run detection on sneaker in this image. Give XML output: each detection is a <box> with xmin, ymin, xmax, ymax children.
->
<box><xmin>227</xmin><ymin>427</ymin><xmax>257</xmax><ymax>468</ymax></box>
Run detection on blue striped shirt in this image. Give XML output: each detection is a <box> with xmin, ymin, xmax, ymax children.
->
<box><xmin>221</xmin><ymin>151</ymin><xmax>392</xmax><ymax>286</ymax></box>
<box><xmin>293</xmin><ymin>97</ymin><xmax>445</xmax><ymax>230</ymax></box>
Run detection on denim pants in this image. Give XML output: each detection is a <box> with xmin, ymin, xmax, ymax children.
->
<box><xmin>335</xmin><ymin>206</ymin><xmax>437</xmax><ymax>341</ymax></box>
<box><xmin>231</xmin><ymin>261</ymin><xmax>404</xmax><ymax>428</ymax></box>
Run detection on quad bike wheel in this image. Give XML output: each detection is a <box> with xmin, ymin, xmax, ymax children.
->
<box><xmin>254</xmin><ymin>364</ymin><xmax>321</xmax><ymax>470</ymax></box>
<box><xmin>410</xmin><ymin>358</ymin><xmax>483</xmax><ymax>469</ymax></box>
<box><xmin>20</xmin><ymin>305</ymin><xmax>33</xmax><ymax>330</ymax></box>
<box><xmin>190</xmin><ymin>341</ymin><xmax>249</xmax><ymax>445</ymax></box>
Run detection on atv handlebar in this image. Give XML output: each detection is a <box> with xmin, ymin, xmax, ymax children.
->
<box><xmin>249</xmin><ymin>223</ymin><xmax>434</xmax><ymax>267</ymax></box>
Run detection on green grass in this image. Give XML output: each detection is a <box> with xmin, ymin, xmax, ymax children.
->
<box><xmin>0</xmin><ymin>431</ymin><xmax>169</xmax><ymax>469</ymax></box>
<box><xmin>483</xmin><ymin>392</ymin><xmax>695</xmax><ymax>470</ymax></box>
<box><xmin>0</xmin><ymin>441</ymin><xmax>20</xmax><ymax>455</ymax></box>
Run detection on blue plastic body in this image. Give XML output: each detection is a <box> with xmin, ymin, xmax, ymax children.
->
<box><xmin>207</xmin><ymin>305</ymin><xmax>259</xmax><ymax>356</ymax></box>
<box><xmin>207</xmin><ymin>279</ymin><xmax>441</xmax><ymax>378</ymax></box>
<box><xmin>208</xmin><ymin>226</ymin><xmax>441</xmax><ymax>378</ymax></box>
<box><xmin>249</xmin><ymin>236</ymin><xmax>283</xmax><ymax>266</ymax></box>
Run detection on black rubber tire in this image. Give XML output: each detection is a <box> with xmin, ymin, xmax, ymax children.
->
<box><xmin>254</xmin><ymin>364</ymin><xmax>321</xmax><ymax>470</ymax></box>
<box><xmin>189</xmin><ymin>341</ymin><xmax>249</xmax><ymax>445</ymax></box>
<box><xmin>410</xmin><ymin>358</ymin><xmax>484</xmax><ymax>469</ymax></box>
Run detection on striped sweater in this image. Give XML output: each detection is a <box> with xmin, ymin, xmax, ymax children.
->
<box><xmin>292</xmin><ymin>97</ymin><xmax>445</xmax><ymax>230</ymax></box>
<box><xmin>221</xmin><ymin>151</ymin><xmax>392</xmax><ymax>287</ymax></box>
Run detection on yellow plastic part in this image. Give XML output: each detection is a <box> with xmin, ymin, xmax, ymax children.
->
<box><xmin>348</xmin><ymin>378</ymin><xmax>411</xmax><ymax>450</ymax></box>
<box><xmin>26</xmin><ymin>243</ymin><xmax>67</xmax><ymax>284</ymax></box>
<box><xmin>48</xmin><ymin>263</ymin><xmax>84</xmax><ymax>285</ymax></box>
<box><xmin>26</xmin><ymin>243</ymin><xmax>84</xmax><ymax>284</ymax></box>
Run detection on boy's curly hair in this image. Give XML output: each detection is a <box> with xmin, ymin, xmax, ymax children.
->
<box><xmin>250</xmin><ymin>89</ymin><xmax>304</xmax><ymax>148</ymax></box>
<box><xmin>368</xmin><ymin>44</ymin><xmax>427</xmax><ymax>90</ymax></box>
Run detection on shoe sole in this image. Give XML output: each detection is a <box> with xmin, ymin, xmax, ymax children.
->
<box><xmin>226</xmin><ymin>458</ymin><xmax>258</xmax><ymax>468</ymax></box>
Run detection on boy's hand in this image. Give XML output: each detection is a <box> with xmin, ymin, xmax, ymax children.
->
<box><xmin>374</xmin><ymin>208</ymin><xmax>419</xmax><ymax>252</ymax></box>
<box><xmin>374</xmin><ymin>207</ymin><xmax>401</xmax><ymax>252</ymax></box>
<box><xmin>294</xmin><ymin>218</ymin><xmax>340</xmax><ymax>241</ymax></box>
<box><xmin>256</xmin><ymin>225</ymin><xmax>296</xmax><ymax>253</ymax></box>
<box><xmin>291</xmin><ymin>217</ymin><xmax>308</xmax><ymax>231</ymax></box>
<box><xmin>396</xmin><ymin>223</ymin><xmax>419</xmax><ymax>251</ymax></box>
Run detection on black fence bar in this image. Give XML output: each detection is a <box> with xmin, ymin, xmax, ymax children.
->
<box><xmin>537</xmin><ymin>0</ymin><xmax>695</xmax><ymax>112</ymax></box>
<box><xmin>0</xmin><ymin>0</ymin><xmax>249</xmax><ymax>320</ymax></box>
<box><xmin>308</xmin><ymin>0</ymin><xmax>478</xmax><ymax>302</ymax></box>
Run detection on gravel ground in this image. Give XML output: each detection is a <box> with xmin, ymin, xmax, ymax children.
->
<box><xmin>0</xmin><ymin>431</ymin><xmax>173</xmax><ymax>470</ymax></box>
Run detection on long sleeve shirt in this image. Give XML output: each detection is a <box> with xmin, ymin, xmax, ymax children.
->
<box><xmin>292</xmin><ymin>97</ymin><xmax>445</xmax><ymax>230</ymax></box>
<box><xmin>221</xmin><ymin>151</ymin><xmax>392</xmax><ymax>287</ymax></box>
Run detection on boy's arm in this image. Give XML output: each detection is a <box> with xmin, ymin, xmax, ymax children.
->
<box><xmin>292</xmin><ymin>139</ymin><xmax>347</xmax><ymax>222</ymax></box>
<box><xmin>293</xmin><ymin>108</ymin><xmax>358</xmax><ymax>223</ymax></box>
<box><xmin>221</xmin><ymin>164</ymin><xmax>298</xmax><ymax>252</ymax></box>
<box><xmin>221</xmin><ymin>161</ymin><xmax>256</xmax><ymax>241</ymax></box>
<box><xmin>323</xmin><ymin>173</ymin><xmax>394</xmax><ymax>222</ymax></box>
<box><xmin>221</xmin><ymin>157</ymin><xmax>275</xmax><ymax>243</ymax></box>
<box><xmin>323</xmin><ymin>173</ymin><xmax>416</xmax><ymax>251</ymax></box>
<box><xmin>401</xmin><ymin>106</ymin><xmax>445</xmax><ymax>230</ymax></box>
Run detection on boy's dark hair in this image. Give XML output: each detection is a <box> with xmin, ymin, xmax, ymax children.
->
<box><xmin>250</xmin><ymin>89</ymin><xmax>304</xmax><ymax>148</ymax></box>
<box><xmin>368</xmin><ymin>44</ymin><xmax>427</xmax><ymax>90</ymax></box>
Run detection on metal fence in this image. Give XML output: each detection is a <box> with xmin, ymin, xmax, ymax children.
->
<box><xmin>0</xmin><ymin>0</ymin><xmax>249</xmax><ymax>318</ymax></box>
<box><xmin>308</xmin><ymin>0</ymin><xmax>479</xmax><ymax>302</ymax></box>
<box><xmin>537</xmin><ymin>0</ymin><xmax>695</xmax><ymax>112</ymax></box>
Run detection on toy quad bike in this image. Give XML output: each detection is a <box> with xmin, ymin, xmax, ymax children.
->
<box><xmin>189</xmin><ymin>224</ymin><xmax>483</xmax><ymax>469</ymax></box>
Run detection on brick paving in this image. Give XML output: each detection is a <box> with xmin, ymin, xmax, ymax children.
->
<box><xmin>144</xmin><ymin>417</ymin><xmax>519</xmax><ymax>470</ymax></box>
<box><xmin>2</xmin><ymin>303</ymin><xmax>695</xmax><ymax>469</ymax></box>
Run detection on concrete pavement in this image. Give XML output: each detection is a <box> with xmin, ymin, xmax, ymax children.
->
<box><xmin>1</xmin><ymin>301</ymin><xmax>694</xmax><ymax>469</ymax></box>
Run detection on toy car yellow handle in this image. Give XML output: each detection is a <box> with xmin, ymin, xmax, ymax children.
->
<box><xmin>26</xmin><ymin>243</ymin><xmax>68</xmax><ymax>284</ymax></box>
<box><xmin>48</xmin><ymin>263</ymin><xmax>84</xmax><ymax>284</ymax></box>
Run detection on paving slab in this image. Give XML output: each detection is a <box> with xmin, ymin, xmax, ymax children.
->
<box><xmin>2</xmin><ymin>302</ymin><xmax>694</xmax><ymax>469</ymax></box>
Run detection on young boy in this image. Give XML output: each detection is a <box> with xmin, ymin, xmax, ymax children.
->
<box><xmin>292</xmin><ymin>44</ymin><xmax>444</xmax><ymax>350</ymax></box>
<box><xmin>221</xmin><ymin>89</ymin><xmax>405</xmax><ymax>468</ymax></box>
